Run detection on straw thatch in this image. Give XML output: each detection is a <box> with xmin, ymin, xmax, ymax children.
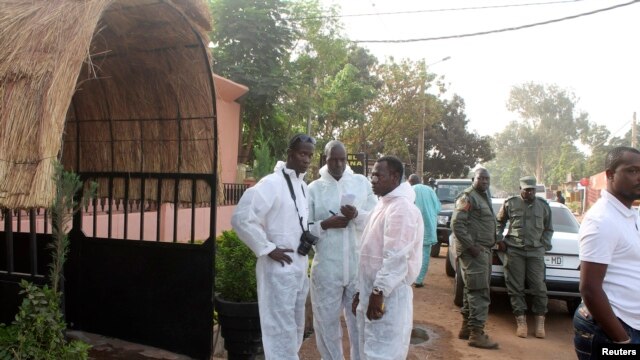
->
<box><xmin>0</xmin><ymin>0</ymin><xmax>222</xmax><ymax>209</ymax></box>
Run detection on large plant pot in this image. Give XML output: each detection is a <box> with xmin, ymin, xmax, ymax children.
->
<box><xmin>215</xmin><ymin>295</ymin><xmax>263</xmax><ymax>360</ymax></box>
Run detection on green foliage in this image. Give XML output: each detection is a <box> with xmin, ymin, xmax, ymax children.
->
<box><xmin>488</xmin><ymin>82</ymin><xmax>613</xmax><ymax>192</ymax></box>
<box><xmin>209</xmin><ymin>0</ymin><xmax>295</xmax><ymax>164</ymax></box>
<box><xmin>364</xmin><ymin>59</ymin><xmax>436</xmax><ymax>162</ymax></box>
<box><xmin>252</xmin><ymin>131</ymin><xmax>276</xmax><ymax>180</ymax></box>
<box><xmin>0</xmin><ymin>281</ymin><xmax>90</xmax><ymax>360</ymax></box>
<box><xmin>363</xmin><ymin>61</ymin><xmax>491</xmax><ymax>177</ymax></box>
<box><xmin>423</xmin><ymin>95</ymin><xmax>494</xmax><ymax>178</ymax></box>
<box><xmin>0</xmin><ymin>165</ymin><xmax>91</xmax><ymax>359</ymax></box>
<box><xmin>566</xmin><ymin>201</ymin><xmax>582</xmax><ymax>215</ymax></box>
<box><xmin>208</xmin><ymin>0</ymin><xmax>493</xmax><ymax>178</ymax></box>
<box><xmin>215</xmin><ymin>230</ymin><xmax>258</xmax><ymax>302</ymax></box>
<box><xmin>49</xmin><ymin>164</ymin><xmax>82</xmax><ymax>293</ymax></box>
<box><xmin>498</xmin><ymin>82</ymin><xmax>588</xmax><ymax>183</ymax></box>
<box><xmin>0</xmin><ymin>323</ymin><xmax>19</xmax><ymax>359</ymax></box>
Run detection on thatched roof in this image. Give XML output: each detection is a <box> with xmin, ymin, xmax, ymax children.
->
<box><xmin>0</xmin><ymin>0</ymin><xmax>221</xmax><ymax>209</ymax></box>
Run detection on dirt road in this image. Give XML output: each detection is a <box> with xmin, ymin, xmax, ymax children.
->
<box><xmin>299</xmin><ymin>247</ymin><xmax>577</xmax><ymax>359</ymax></box>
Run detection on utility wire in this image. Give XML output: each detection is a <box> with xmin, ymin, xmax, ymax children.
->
<box><xmin>293</xmin><ymin>0</ymin><xmax>585</xmax><ymax>21</ymax></box>
<box><xmin>353</xmin><ymin>0</ymin><xmax>640</xmax><ymax>43</ymax></box>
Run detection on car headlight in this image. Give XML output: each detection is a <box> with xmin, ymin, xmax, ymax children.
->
<box><xmin>437</xmin><ymin>215</ymin><xmax>449</xmax><ymax>225</ymax></box>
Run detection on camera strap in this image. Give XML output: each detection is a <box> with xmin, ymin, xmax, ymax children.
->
<box><xmin>282</xmin><ymin>169</ymin><xmax>307</xmax><ymax>232</ymax></box>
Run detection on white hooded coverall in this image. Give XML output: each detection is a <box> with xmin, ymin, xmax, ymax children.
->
<box><xmin>356</xmin><ymin>182</ymin><xmax>424</xmax><ymax>360</ymax></box>
<box><xmin>231</xmin><ymin>161</ymin><xmax>310</xmax><ymax>360</ymax></box>
<box><xmin>308</xmin><ymin>165</ymin><xmax>377</xmax><ymax>360</ymax></box>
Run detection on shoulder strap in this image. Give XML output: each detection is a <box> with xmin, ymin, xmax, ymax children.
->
<box><xmin>282</xmin><ymin>169</ymin><xmax>307</xmax><ymax>232</ymax></box>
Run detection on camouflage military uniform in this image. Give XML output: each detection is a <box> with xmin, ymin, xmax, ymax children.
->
<box><xmin>451</xmin><ymin>186</ymin><xmax>497</xmax><ymax>331</ymax></box>
<box><xmin>496</xmin><ymin>195</ymin><xmax>553</xmax><ymax>316</ymax></box>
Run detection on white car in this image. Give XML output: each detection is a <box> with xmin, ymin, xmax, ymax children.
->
<box><xmin>445</xmin><ymin>198</ymin><xmax>581</xmax><ymax>314</ymax></box>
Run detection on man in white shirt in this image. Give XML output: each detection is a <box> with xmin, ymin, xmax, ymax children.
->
<box><xmin>351</xmin><ymin>156</ymin><xmax>423</xmax><ymax>360</ymax></box>
<box><xmin>574</xmin><ymin>146</ymin><xmax>640</xmax><ymax>359</ymax></box>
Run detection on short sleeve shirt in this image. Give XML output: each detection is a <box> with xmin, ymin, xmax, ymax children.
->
<box><xmin>579</xmin><ymin>190</ymin><xmax>640</xmax><ymax>329</ymax></box>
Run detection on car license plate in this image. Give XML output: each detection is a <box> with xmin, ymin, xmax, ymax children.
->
<box><xmin>545</xmin><ymin>255</ymin><xmax>563</xmax><ymax>267</ymax></box>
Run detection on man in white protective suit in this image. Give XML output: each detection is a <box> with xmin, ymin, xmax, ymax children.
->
<box><xmin>308</xmin><ymin>140</ymin><xmax>377</xmax><ymax>360</ymax></box>
<box><xmin>231</xmin><ymin>134</ymin><xmax>316</xmax><ymax>359</ymax></box>
<box><xmin>351</xmin><ymin>155</ymin><xmax>424</xmax><ymax>360</ymax></box>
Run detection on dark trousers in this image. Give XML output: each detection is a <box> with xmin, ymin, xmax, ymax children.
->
<box><xmin>573</xmin><ymin>303</ymin><xmax>640</xmax><ymax>359</ymax></box>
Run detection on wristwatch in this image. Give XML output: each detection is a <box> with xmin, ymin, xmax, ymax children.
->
<box><xmin>372</xmin><ymin>287</ymin><xmax>383</xmax><ymax>296</ymax></box>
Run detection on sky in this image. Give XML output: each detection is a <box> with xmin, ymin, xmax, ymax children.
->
<box><xmin>320</xmin><ymin>0</ymin><xmax>640</xmax><ymax>138</ymax></box>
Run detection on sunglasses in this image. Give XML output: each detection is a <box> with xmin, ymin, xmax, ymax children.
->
<box><xmin>288</xmin><ymin>134</ymin><xmax>316</xmax><ymax>149</ymax></box>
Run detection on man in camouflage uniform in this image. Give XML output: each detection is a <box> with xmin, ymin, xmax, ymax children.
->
<box><xmin>451</xmin><ymin>167</ymin><xmax>499</xmax><ymax>349</ymax></box>
<box><xmin>496</xmin><ymin>176</ymin><xmax>553</xmax><ymax>339</ymax></box>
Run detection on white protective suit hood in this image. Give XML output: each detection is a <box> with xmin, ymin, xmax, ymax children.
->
<box><xmin>360</xmin><ymin>181</ymin><xmax>421</xmax><ymax>293</ymax></box>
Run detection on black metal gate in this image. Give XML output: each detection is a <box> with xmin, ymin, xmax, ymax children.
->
<box><xmin>0</xmin><ymin>210</ymin><xmax>52</xmax><ymax>325</ymax></box>
<box><xmin>1</xmin><ymin>171</ymin><xmax>216</xmax><ymax>359</ymax></box>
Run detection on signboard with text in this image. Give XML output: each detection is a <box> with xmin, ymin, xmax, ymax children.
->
<box><xmin>319</xmin><ymin>153</ymin><xmax>368</xmax><ymax>176</ymax></box>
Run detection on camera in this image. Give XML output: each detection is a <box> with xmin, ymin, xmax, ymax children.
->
<box><xmin>297</xmin><ymin>230</ymin><xmax>319</xmax><ymax>256</ymax></box>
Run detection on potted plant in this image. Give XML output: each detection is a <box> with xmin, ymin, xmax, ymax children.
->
<box><xmin>215</xmin><ymin>230</ymin><xmax>263</xmax><ymax>359</ymax></box>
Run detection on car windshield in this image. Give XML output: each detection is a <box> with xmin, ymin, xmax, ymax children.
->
<box><xmin>552</xmin><ymin>207</ymin><xmax>580</xmax><ymax>233</ymax></box>
<box><xmin>491</xmin><ymin>201</ymin><xmax>580</xmax><ymax>234</ymax></box>
<box><xmin>436</xmin><ymin>184</ymin><xmax>469</xmax><ymax>203</ymax></box>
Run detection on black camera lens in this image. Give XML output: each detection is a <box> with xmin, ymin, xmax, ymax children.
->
<box><xmin>297</xmin><ymin>231</ymin><xmax>318</xmax><ymax>256</ymax></box>
<box><xmin>297</xmin><ymin>241</ymin><xmax>312</xmax><ymax>256</ymax></box>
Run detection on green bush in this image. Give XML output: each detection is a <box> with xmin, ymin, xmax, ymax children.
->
<box><xmin>0</xmin><ymin>165</ymin><xmax>92</xmax><ymax>359</ymax></box>
<box><xmin>215</xmin><ymin>230</ymin><xmax>258</xmax><ymax>302</ymax></box>
<box><xmin>0</xmin><ymin>281</ymin><xmax>90</xmax><ymax>360</ymax></box>
<box><xmin>567</xmin><ymin>201</ymin><xmax>581</xmax><ymax>215</ymax></box>
<box><xmin>252</xmin><ymin>134</ymin><xmax>276</xmax><ymax>181</ymax></box>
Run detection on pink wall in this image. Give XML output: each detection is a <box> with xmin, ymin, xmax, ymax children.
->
<box><xmin>214</xmin><ymin>74</ymin><xmax>247</xmax><ymax>185</ymax></box>
<box><xmin>216</xmin><ymin>205</ymin><xmax>235</xmax><ymax>236</ymax></box>
<box><xmin>1</xmin><ymin>76</ymin><xmax>247</xmax><ymax>242</ymax></box>
<box><xmin>216</xmin><ymin>100</ymin><xmax>241</xmax><ymax>184</ymax></box>
<box><xmin>213</xmin><ymin>74</ymin><xmax>248</xmax><ymax>236</ymax></box>
<box><xmin>2</xmin><ymin>204</ymin><xmax>237</xmax><ymax>242</ymax></box>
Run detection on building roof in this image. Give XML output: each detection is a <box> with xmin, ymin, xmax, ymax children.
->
<box><xmin>0</xmin><ymin>0</ymin><xmax>221</xmax><ymax>208</ymax></box>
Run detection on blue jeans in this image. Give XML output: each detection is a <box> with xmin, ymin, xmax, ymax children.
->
<box><xmin>573</xmin><ymin>303</ymin><xmax>640</xmax><ymax>359</ymax></box>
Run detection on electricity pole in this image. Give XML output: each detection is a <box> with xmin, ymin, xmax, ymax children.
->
<box><xmin>632</xmin><ymin>112</ymin><xmax>637</xmax><ymax>148</ymax></box>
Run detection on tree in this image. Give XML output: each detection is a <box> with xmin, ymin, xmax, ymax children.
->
<box><xmin>423</xmin><ymin>95</ymin><xmax>494</xmax><ymax>178</ymax></box>
<box><xmin>284</xmin><ymin>0</ymin><xmax>379</xmax><ymax>152</ymax></box>
<box><xmin>578</xmin><ymin>123</ymin><xmax>611</xmax><ymax>178</ymax></box>
<box><xmin>504</xmin><ymin>82</ymin><xmax>588</xmax><ymax>182</ymax></box>
<box><xmin>363</xmin><ymin>59</ymin><xmax>436</xmax><ymax>165</ymax></box>
<box><xmin>486</xmin><ymin>83</ymin><xmax>630</xmax><ymax>193</ymax></box>
<box><xmin>209</xmin><ymin>0</ymin><xmax>294</xmax><ymax>163</ymax></box>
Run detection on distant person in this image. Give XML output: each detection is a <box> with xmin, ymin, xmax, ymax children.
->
<box><xmin>496</xmin><ymin>176</ymin><xmax>554</xmax><ymax>339</ymax></box>
<box><xmin>407</xmin><ymin>174</ymin><xmax>441</xmax><ymax>286</ymax></box>
<box><xmin>451</xmin><ymin>167</ymin><xmax>499</xmax><ymax>349</ymax></box>
<box><xmin>351</xmin><ymin>156</ymin><xmax>423</xmax><ymax>359</ymax></box>
<box><xmin>231</xmin><ymin>134</ymin><xmax>315</xmax><ymax>359</ymax></box>
<box><xmin>556</xmin><ymin>190</ymin><xmax>566</xmax><ymax>204</ymax></box>
<box><xmin>428</xmin><ymin>177</ymin><xmax>437</xmax><ymax>189</ymax></box>
<box><xmin>307</xmin><ymin>140</ymin><xmax>377</xmax><ymax>360</ymax></box>
<box><xmin>573</xmin><ymin>146</ymin><xmax>640</xmax><ymax>359</ymax></box>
